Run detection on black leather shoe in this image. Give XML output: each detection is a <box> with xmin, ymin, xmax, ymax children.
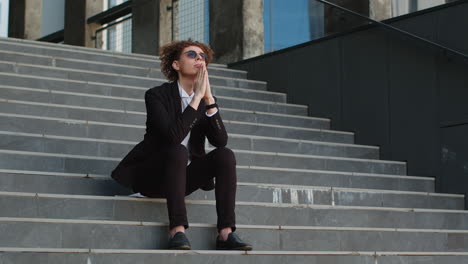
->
<box><xmin>168</xmin><ymin>232</ymin><xmax>191</xmax><ymax>250</ymax></box>
<box><xmin>216</xmin><ymin>233</ymin><xmax>253</xmax><ymax>250</ymax></box>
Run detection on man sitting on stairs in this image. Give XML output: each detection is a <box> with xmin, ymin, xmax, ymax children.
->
<box><xmin>111</xmin><ymin>40</ymin><xmax>252</xmax><ymax>251</ymax></box>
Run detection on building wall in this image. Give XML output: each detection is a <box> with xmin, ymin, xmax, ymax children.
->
<box><xmin>263</xmin><ymin>0</ymin><xmax>452</xmax><ymax>56</ymax></box>
<box><xmin>230</xmin><ymin>1</ymin><xmax>468</xmax><ymax>200</ymax></box>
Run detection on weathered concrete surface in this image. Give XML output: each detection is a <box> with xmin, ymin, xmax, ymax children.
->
<box><xmin>24</xmin><ymin>0</ymin><xmax>43</xmax><ymax>40</ymax></box>
<box><xmin>9</xmin><ymin>0</ymin><xmax>43</xmax><ymax>40</ymax></box>
<box><xmin>209</xmin><ymin>0</ymin><xmax>243</xmax><ymax>63</ymax></box>
<box><xmin>159</xmin><ymin>0</ymin><xmax>173</xmax><ymax>48</ymax></box>
<box><xmin>370</xmin><ymin>0</ymin><xmax>392</xmax><ymax>20</ymax></box>
<box><xmin>243</xmin><ymin>0</ymin><xmax>264</xmax><ymax>60</ymax></box>
<box><xmin>132</xmin><ymin>0</ymin><xmax>160</xmax><ymax>55</ymax></box>
<box><xmin>85</xmin><ymin>0</ymin><xmax>104</xmax><ymax>48</ymax></box>
<box><xmin>210</xmin><ymin>0</ymin><xmax>264</xmax><ymax>63</ymax></box>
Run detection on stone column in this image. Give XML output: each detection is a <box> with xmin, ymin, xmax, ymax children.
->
<box><xmin>369</xmin><ymin>0</ymin><xmax>392</xmax><ymax>21</ymax></box>
<box><xmin>8</xmin><ymin>0</ymin><xmax>43</xmax><ymax>40</ymax></box>
<box><xmin>85</xmin><ymin>0</ymin><xmax>104</xmax><ymax>48</ymax></box>
<box><xmin>132</xmin><ymin>0</ymin><xmax>160</xmax><ymax>55</ymax></box>
<box><xmin>209</xmin><ymin>0</ymin><xmax>264</xmax><ymax>64</ymax></box>
<box><xmin>64</xmin><ymin>0</ymin><xmax>86</xmax><ymax>46</ymax></box>
<box><xmin>243</xmin><ymin>0</ymin><xmax>264</xmax><ymax>60</ymax></box>
<box><xmin>159</xmin><ymin>0</ymin><xmax>174</xmax><ymax>49</ymax></box>
<box><xmin>172</xmin><ymin>0</ymin><xmax>179</xmax><ymax>41</ymax></box>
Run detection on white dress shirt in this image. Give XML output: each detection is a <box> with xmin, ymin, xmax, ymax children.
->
<box><xmin>178</xmin><ymin>82</ymin><xmax>217</xmax><ymax>165</ymax></box>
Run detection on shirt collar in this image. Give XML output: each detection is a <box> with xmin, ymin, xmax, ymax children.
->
<box><xmin>177</xmin><ymin>81</ymin><xmax>194</xmax><ymax>99</ymax></box>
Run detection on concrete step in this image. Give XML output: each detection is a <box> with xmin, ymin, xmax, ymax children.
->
<box><xmin>0</xmin><ymin>37</ymin><xmax>460</xmax><ymax>261</ymax></box>
<box><xmin>203</xmin><ymin>148</ymin><xmax>403</xmax><ymax>175</ymax></box>
<box><xmin>0</xmin><ymin>169</ymin><xmax>453</xmax><ymax>209</ymax></box>
<box><xmin>230</xmin><ymin>135</ymin><xmax>376</xmax><ymax>158</ymax></box>
<box><xmin>236</xmin><ymin>166</ymin><xmax>434</xmax><ymax>192</ymax></box>
<box><xmin>0</xmin><ymin>37</ymin><xmax>164</xmax><ymax>60</ymax></box>
<box><xmin>1</xmin><ymin>218</ymin><xmax>468</xmax><ymax>251</ymax></box>
<box><xmin>1</xmin><ymin>191</ymin><xmax>467</xmax><ymax>230</ymax></box>
<box><xmin>0</xmin><ymin>167</ymin><xmax>434</xmax><ymax>195</ymax></box>
<box><xmin>0</xmin><ymin>61</ymin><xmax>267</xmax><ymax>91</ymax></box>
<box><xmin>1</xmin><ymin>148</ymin><xmax>454</xmax><ymax>209</ymax></box>
<box><xmin>0</xmin><ymin>49</ymin><xmax>248</xmax><ymax>79</ymax></box>
<box><xmin>0</xmin><ymin>146</ymin><xmax>405</xmax><ymax>176</ymax></box>
<box><xmin>0</xmin><ymin>37</ymin><xmax>239</xmax><ymax>74</ymax></box>
<box><xmin>0</xmin><ymin>37</ymin><xmax>230</xmax><ymax>67</ymax></box>
<box><xmin>0</xmin><ymin>113</ymin><xmax>354</xmax><ymax>143</ymax></box>
<box><xmin>0</xmin><ymin>130</ymin><xmax>375</xmax><ymax>160</ymax></box>
<box><xmin>0</xmin><ymin>85</ymin><xmax>307</xmax><ymax>117</ymax></box>
<box><xmin>0</xmin><ymin>72</ymin><xmax>285</xmax><ymax>103</ymax></box>
<box><xmin>3</xmin><ymin>248</ymin><xmax>467</xmax><ymax>264</ymax></box>
<box><xmin>0</xmin><ymin>95</ymin><xmax>318</xmax><ymax>129</ymax></box>
<box><xmin>215</xmin><ymin>183</ymin><xmax>460</xmax><ymax>209</ymax></box>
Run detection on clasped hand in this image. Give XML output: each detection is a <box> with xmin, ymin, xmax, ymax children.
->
<box><xmin>193</xmin><ymin>65</ymin><xmax>213</xmax><ymax>101</ymax></box>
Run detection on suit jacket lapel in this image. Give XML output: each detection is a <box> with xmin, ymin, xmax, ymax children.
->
<box><xmin>170</xmin><ymin>81</ymin><xmax>182</xmax><ymax>116</ymax></box>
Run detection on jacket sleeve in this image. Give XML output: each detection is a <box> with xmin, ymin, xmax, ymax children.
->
<box><xmin>145</xmin><ymin>89</ymin><xmax>200</xmax><ymax>145</ymax></box>
<box><xmin>204</xmin><ymin>110</ymin><xmax>228</xmax><ymax>148</ymax></box>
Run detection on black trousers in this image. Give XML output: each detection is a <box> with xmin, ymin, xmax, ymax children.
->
<box><xmin>135</xmin><ymin>145</ymin><xmax>237</xmax><ymax>231</ymax></box>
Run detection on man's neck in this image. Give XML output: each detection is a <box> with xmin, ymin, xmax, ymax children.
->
<box><xmin>178</xmin><ymin>76</ymin><xmax>195</xmax><ymax>96</ymax></box>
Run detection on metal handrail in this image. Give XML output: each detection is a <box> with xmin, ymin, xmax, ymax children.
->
<box><xmin>440</xmin><ymin>120</ymin><xmax>468</xmax><ymax>128</ymax></box>
<box><xmin>95</xmin><ymin>15</ymin><xmax>132</xmax><ymax>36</ymax></box>
<box><xmin>314</xmin><ymin>0</ymin><xmax>468</xmax><ymax>63</ymax></box>
<box><xmin>93</xmin><ymin>14</ymin><xmax>132</xmax><ymax>50</ymax></box>
<box><xmin>87</xmin><ymin>0</ymin><xmax>132</xmax><ymax>25</ymax></box>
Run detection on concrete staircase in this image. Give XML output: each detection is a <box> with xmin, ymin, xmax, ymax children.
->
<box><xmin>0</xmin><ymin>37</ymin><xmax>467</xmax><ymax>263</ymax></box>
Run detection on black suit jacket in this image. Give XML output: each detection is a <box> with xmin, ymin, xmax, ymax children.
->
<box><xmin>111</xmin><ymin>82</ymin><xmax>228</xmax><ymax>191</ymax></box>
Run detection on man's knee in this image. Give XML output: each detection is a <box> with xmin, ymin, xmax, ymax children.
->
<box><xmin>210</xmin><ymin>147</ymin><xmax>236</xmax><ymax>167</ymax></box>
<box><xmin>165</xmin><ymin>144</ymin><xmax>189</xmax><ymax>164</ymax></box>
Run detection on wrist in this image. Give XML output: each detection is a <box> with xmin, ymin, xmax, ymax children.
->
<box><xmin>193</xmin><ymin>94</ymin><xmax>204</xmax><ymax>101</ymax></box>
<box><xmin>205</xmin><ymin>103</ymin><xmax>218</xmax><ymax>110</ymax></box>
<box><xmin>204</xmin><ymin>96</ymin><xmax>215</xmax><ymax>104</ymax></box>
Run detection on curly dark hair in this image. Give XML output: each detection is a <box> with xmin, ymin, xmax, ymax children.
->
<box><xmin>159</xmin><ymin>40</ymin><xmax>214</xmax><ymax>82</ymax></box>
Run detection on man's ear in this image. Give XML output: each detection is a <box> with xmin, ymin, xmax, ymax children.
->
<box><xmin>172</xmin><ymin>60</ymin><xmax>180</xmax><ymax>71</ymax></box>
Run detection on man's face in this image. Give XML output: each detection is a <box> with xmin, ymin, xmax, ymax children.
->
<box><xmin>172</xmin><ymin>45</ymin><xmax>207</xmax><ymax>78</ymax></box>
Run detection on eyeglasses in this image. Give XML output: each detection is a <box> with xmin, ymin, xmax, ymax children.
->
<box><xmin>184</xmin><ymin>50</ymin><xmax>208</xmax><ymax>61</ymax></box>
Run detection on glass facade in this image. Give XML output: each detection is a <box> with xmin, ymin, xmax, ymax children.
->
<box><xmin>0</xmin><ymin>0</ymin><xmax>9</xmax><ymax>37</ymax></box>
<box><xmin>264</xmin><ymin>0</ymin><xmax>324</xmax><ymax>53</ymax></box>
<box><xmin>108</xmin><ymin>0</ymin><xmax>129</xmax><ymax>8</ymax></box>
<box><xmin>41</xmin><ymin>0</ymin><xmax>65</xmax><ymax>37</ymax></box>
<box><xmin>99</xmin><ymin>0</ymin><xmax>132</xmax><ymax>53</ymax></box>
<box><xmin>263</xmin><ymin>0</ymin><xmax>451</xmax><ymax>54</ymax></box>
<box><xmin>104</xmin><ymin>18</ymin><xmax>132</xmax><ymax>53</ymax></box>
<box><xmin>177</xmin><ymin>0</ymin><xmax>210</xmax><ymax>43</ymax></box>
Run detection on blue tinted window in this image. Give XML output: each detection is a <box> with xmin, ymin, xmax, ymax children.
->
<box><xmin>108</xmin><ymin>0</ymin><xmax>128</xmax><ymax>8</ymax></box>
<box><xmin>264</xmin><ymin>0</ymin><xmax>324</xmax><ymax>52</ymax></box>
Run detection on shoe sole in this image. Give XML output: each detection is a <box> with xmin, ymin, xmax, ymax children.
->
<box><xmin>170</xmin><ymin>245</ymin><xmax>192</xmax><ymax>250</ymax></box>
<box><xmin>216</xmin><ymin>246</ymin><xmax>253</xmax><ymax>251</ymax></box>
